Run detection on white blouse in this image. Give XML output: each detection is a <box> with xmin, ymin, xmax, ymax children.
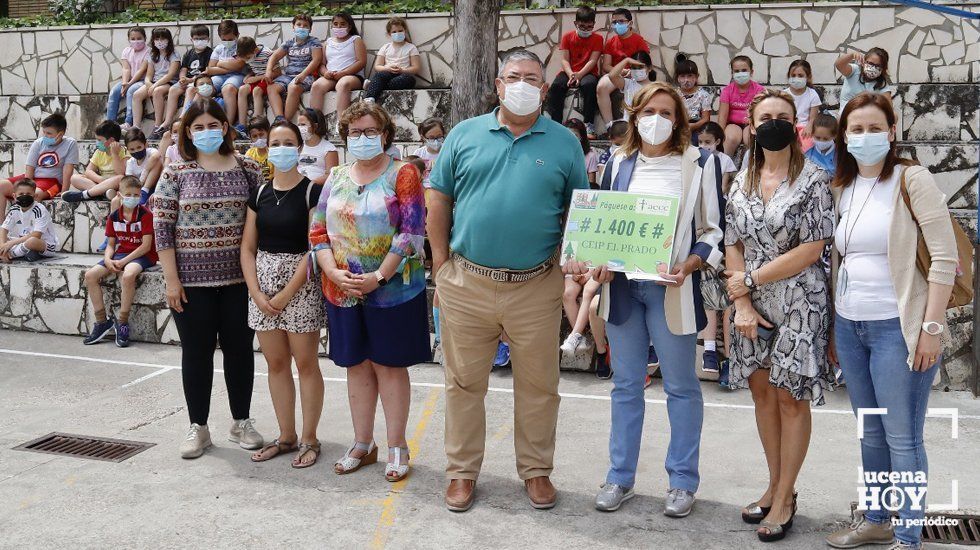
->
<box><xmin>628</xmin><ymin>153</ymin><xmax>683</xmax><ymax>198</ymax></box>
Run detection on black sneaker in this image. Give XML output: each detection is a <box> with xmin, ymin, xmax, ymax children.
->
<box><xmin>702</xmin><ymin>349</ymin><xmax>720</xmax><ymax>373</ymax></box>
<box><xmin>115</xmin><ymin>319</ymin><xmax>131</xmax><ymax>348</ymax></box>
<box><xmin>718</xmin><ymin>359</ymin><xmax>731</xmax><ymax>389</ymax></box>
<box><xmin>61</xmin><ymin>190</ymin><xmax>85</xmax><ymax>203</ymax></box>
<box><xmin>84</xmin><ymin>317</ymin><xmax>115</xmax><ymax>345</ymax></box>
<box><xmin>594</xmin><ymin>350</ymin><xmax>612</xmax><ymax>380</ymax></box>
<box><xmin>23</xmin><ymin>250</ymin><xmax>45</xmax><ymax>262</ymax></box>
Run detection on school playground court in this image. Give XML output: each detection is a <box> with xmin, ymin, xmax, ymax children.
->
<box><xmin>1</xmin><ymin>330</ymin><xmax>978</xmax><ymax>549</ymax></box>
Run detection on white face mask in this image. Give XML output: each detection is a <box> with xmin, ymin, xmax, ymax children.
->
<box><xmin>637</xmin><ymin>114</ymin><xmax>674</xmax><ymax>146</ymax></box>
<box><xmin>499</xmin><ymin>81</ymin><xmax>542</xmax><ymax>117</ymax></box>
<box><xmin>813</xmin><ymin>139</ymin><xmax>835</xmax><ymax>153</ymax></box>
<box><xmin>631</xmin><ymin>69</ymin><xmax>648</xmax><ymax>82</ymax></box>
<box><xmin>192</xmin><ymin>39</ymin><xmax>208</xmax><ymax>50</ymax></box>
<box><xmin>299</xmin><ymin>126</ymin><xmax>312</xmax><ymax>141</ymax></box>
<box><xmin>788</xmin><ymin>76</ymin><xmax>807</xmax><ymax>90</ymax></box>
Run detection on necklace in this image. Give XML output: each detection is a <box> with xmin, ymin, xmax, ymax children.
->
<box><xmin>271</xmin><ymin>185</ymin><xmax>294</xmax><ymax>206</ymax></box>
<box><xmin>838</xmin><ymin>176</ymin><xmax>880</xmax><ymax>298</ymax></box>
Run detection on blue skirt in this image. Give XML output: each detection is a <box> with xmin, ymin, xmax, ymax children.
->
<box><xmin>325</xmin><ymin>290</ymin><xmax>432</xmax><ymax>368</ymax></box>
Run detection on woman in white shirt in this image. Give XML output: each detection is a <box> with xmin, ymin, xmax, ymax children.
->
<box><xmin>364</xmin><ymin>17</ymin><xmax>421</xmax><ymax>102</ymax></box>
<box><xmin>579</xmin><ymin>82</ymin><xmax>724</xmax><ymax>517</ymax></box>
<box><xmin>310</xmin><ymin>13</ymin><xmax>367</xmax><ymax>118</ymax></box>
<box><xmin>296</xmin><ymin>108</ymin><xmax>340</xmax><ymax>185</ymax></box>
<box><xmin>825</xmin><ymin>92</ymin><xmax>958</xmax><ymax>550</ymax></box>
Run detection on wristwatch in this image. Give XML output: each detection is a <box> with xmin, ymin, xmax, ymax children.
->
<box><xmin>744</xmin><ymin>271</ymin><xmax>756</xmax><ymax>290</ymax></box>
<box><xmin>375</xmin><ymin>271</ymin><xmax>388</xmax><ymax>287</ymax></box>
<box><xmin>922</xmin><ymin>321</ymin><xmax>944</xmax><ymax>335</ymax></box>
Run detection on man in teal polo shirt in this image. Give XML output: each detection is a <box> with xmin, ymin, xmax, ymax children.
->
<box><xmin>428</xmin><ymin>49</ymin><xmax>589</xmax><ymax>513</ymax></box>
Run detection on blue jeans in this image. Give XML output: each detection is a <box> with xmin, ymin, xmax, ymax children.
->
<box><xmin>835</xmin><ymin>315</ymin><xmax>936</xmax><ymax>547</ymax></box>
<box><xmin>605</xmin><ymin>281</ymin><xmax>703</xmax><ymax>492</ymax></box>
<box><xmin>106</xmin><ymin>81</ymin><xmax>144</xmax><ymax>125</ymax></box>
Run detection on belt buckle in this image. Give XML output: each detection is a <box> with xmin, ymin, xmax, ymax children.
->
<box><xmin>490</xmin><ymin>270</ymin><xmax>509</xmax><ymax>282</ymax></box>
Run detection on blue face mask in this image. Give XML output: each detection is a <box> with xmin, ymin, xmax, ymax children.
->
<box><xmin>391</xmin><ymin>31</ymin><xmax>406</xmax><ymax>43</ymax></box>
<box><xmin>612</xmin><ymin>22</ymin><xmax>630</xmax><ymax>35</ymax></box>
<box><xmin>347</xmin><ymin>134</ymin><xmax>384</xmax><ymax>161</ymax></box>
<box><xmin>121</xmin><ymin>196</ymin><xmax>141</xmax><ymax>209</ymax></box>
<box><xmin>41</xmin><ymin>135</ymin><xmax>58</xmax><ymax>147</ymax></box>
<box><xmin>267</xmin><ymin>146</ymin><xmax>300</xmax><ymax>171</ymax></box>
<box><xmin>846</xmin><ymin>132</ymin><xmax>890</xmax><ymax>166</ymax></box>
<box><xmin>96</xmin><ymin>141</ymin><xmax>108</xmax><ymax>152</ymax></box>
<box><xmin>192</xmin><ymin>128</ymin><xmax>225</xmax><ymax>154</ymax></box>
<box><xmin>294</xmin><ymin>28</ymin><xmax>310</xmax><ymax>40</ymax></box>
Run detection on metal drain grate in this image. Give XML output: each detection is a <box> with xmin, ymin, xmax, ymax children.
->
<box><xmin>923</xmin><ymin>514</ymin><xmax>980</xmax><ymax>545</ymax></box>
<box><xmin>13</xmin><ymin>433</ymin><xmax>154</xmax><ymax>462</ymax></box>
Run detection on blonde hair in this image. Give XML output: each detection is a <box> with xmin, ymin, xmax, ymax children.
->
<box><xmin>742</xmin><ymin>88</ymin><xmax>805</xmax><ymax>196</ymax></box>
<box><xmin>620</xmin><ymin>82</ymin><xmax>691</xmax><ymax>158</ymax></box>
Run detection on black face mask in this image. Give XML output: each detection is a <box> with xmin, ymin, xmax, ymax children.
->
<box><xmin>754</xmin><ymin>119</ymin><xmax>796</xmax><ymax>151</ymax></box>
<box><xmin>15</xmin><ymin>195</ymin><xmax>34</xmax><ymax>208</ymax></box>
<box><xmin>131</xmin><ymin>149</ymin><xmax>147</xmax><ymax>160</ymax></box>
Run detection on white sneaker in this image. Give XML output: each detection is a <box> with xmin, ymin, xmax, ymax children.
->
<box><xmin>229</xmin><ymin>418</ymin><xmax>264</xmax><ymax>450</ymax></box>
<box><xmin>179</xmin><ymin>423</ymin><xmax>212</xmax><ymax>459</ymax></box>
<box><xmin>560</xmin><ymin>332</ymin><xmax>585</xmax><ymax>357</ymax></box>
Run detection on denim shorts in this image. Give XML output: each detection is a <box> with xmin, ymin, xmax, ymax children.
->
<box><xmin>274</xmin><ymin>75</ymin><xmax>313</xmax><ymax>92</ymax></box>
<box><xmin>211</xmin><ymin>73</ymin><xmax>244</xmax><ymax>90</ymax></box>
<box><xmin>98</xmin><ymin>252</ymin><xmax>156</xmax><ymax>271</ymax></box>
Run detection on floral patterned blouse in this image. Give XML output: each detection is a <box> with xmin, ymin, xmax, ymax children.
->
<box><xmin>309</xmin><ymin>159</ymin><xmax>426</xmax><ymax>308</ymax></box>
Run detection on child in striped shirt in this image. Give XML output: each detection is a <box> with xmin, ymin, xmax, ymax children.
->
<box><xmin>235</xmin><ymin>36</ymin><xmax>281</xmax><ymax>136</ymax></box>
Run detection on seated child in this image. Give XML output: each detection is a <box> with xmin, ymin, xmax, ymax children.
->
<box><xmin>193</xmin><ymin>75</ymin><xmax>225</xmax><ymax>110</ymax></box>
<box><xmin>411</xmin><ymin>117</ymin><xmax>445</xmax><ymax>189</ymax></box>
<box><xmin>606</xmin><ymin>50</ymin><xmax>654</xmax><ymax>115</ymax></box>
<box><xmin>159</xmin><ymin>120</ymin><xmax>183</xmax><ymax>166</ymax></box>
<box><xmin>0</xmin><ymin>113</ymin><xmax>78</xmax><ymax>213</ymax></box>
<box><xmin>83</xmin><ymin>175</ymin><xmax>158</xmax><ymax>348</ymax></box>
<box><xmin>598</xmin><ymin>119</ymin><xmax>629</xmax><ymax>167</ymax></box>
<box><xmin>718</xmin><ymin>55</ymin><xmax>765</xmax><ymax>158</ymax></box>
<box><xmin>159</xmin><ymin>24</ymin><xmax>212</xmax><ymax>139</ymax></box>
<box><xmin>203</xmin><ymin>19</ymin><xmax>244</xmax><ymax>125</ymax></box>
<box><xmin>783</xmin><ymin>59</ymin><xmax>821</xmax><ymax>151</ymax></box>
<box><xmin>565</xmin><ymin>118</ymin><xmax>598</xmax><ymax>186</ymax></box>
<box><xmin>120</xmin><ymin>128</ymin><xmax>162</xmax><ymax>206</ymax></box>
<box><xmin>561</xmin><ymin>271</ymin><xmax>602</xmax><ymax>358</ymax></box>
<box><xmin>805</xmin><ymin>113</ymin><xmax>838</xmax><ymax>173</ymax></box>
<box><xmin>675</xmin><ymin>59</ymin><xmax>712</xmax><ymax>139</ymax></box>
<box><xmin>244</xmin><ymin>117</ymin><xmax>274</xmax><ymax>183</ymax></box>
<box><xmin>268</xmin><ymin>14</ymin><xmax>323</xmax><ymax>122</ymax></box>
<box><xmin>64</xmin><ymin>120</ymin><xmax>130</xmax><ymax>202</ymax></box>
<box><xmin>234</xmin><ymin>37</ymin><xmax>280</xmax><ymax>137</ymax></box>
<box><xmin>364</xmin><ymin>17</ymin><xmax>421</xmax><ymax>102</ymax></box>
<box><xmin>0</xmin><ymin>178</ymin><xmax>59</xmax><ymax>262</ymax></box>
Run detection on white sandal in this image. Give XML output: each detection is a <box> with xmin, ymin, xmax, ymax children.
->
<box><xmin>334</xmin><ymin>440</ymin><xmax>377</xmax><ymax>475</ymax></box>
<box><xmin>385</xmin><ymin>446</ymin><xmax>411</xmax><ymax>482</ymax></box>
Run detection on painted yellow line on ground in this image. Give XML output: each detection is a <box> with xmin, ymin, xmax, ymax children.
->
<box><xmin>371</xmin><ymin>386</ymin><xmax>441</xmax><ymax>549</ymax></box>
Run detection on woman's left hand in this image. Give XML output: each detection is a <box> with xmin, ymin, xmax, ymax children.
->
<box><xmin>352</xmin><ymin>272</ymin><xmax>381</xmax><ymax>295</ymax></box>
<box><xmin>912</xmin><ymin>331</ymin><xmax>942</xmax><ymax>372</ymax></box>
<box><xmin>269</xmin><ymin>292</ymin><xmax>290</xmax><ymax>312</ymax></box>
<box><xmin>724</xmin><ymin>270</ymin><xmax>750</xmax><ymax>300</ymax></box>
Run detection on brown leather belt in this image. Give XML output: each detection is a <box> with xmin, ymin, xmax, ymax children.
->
<box><xmin>452</xmin><ymin>251</ymin><xmax>557</xmax><ymax>283</ymax></box>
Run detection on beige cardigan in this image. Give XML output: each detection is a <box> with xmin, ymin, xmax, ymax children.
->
<box><xmin>831</xmin><ymin>165</ymin><xmax>959</xmax><ymax>366</ymax></box>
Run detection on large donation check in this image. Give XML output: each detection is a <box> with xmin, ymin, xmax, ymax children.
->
<box><xmin>560</xmin><ymin>189</ymin><xmax>678</xmax><ymax>278</ymax></box>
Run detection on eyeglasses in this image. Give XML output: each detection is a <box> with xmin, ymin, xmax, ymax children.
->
<box><xmin>501</xmin><ymin>74</ymin><xmax>543</xmax><ymax>86</ymax></box>
<box><xmin>347</xmin><ymin>128</ymin><xmax>382</xmax><ymax>138</ymax></box>
<box><xmin>575</xmin><ymin>23</ymin><xmax>595</xmax><ymax>31</ymax></box>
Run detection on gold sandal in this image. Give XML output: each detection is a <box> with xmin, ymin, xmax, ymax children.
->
<box><xmin>291</xmin><ymin>440</ymin><xmax>321</xmax><ymax>469</ymax></box>
<box><xmin>250</xmin><ymin>438</ymin><xmax>298</xmax><ymax>462</ymax></box>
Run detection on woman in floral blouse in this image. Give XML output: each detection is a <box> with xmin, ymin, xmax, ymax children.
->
<box><xmin>310</xmin><ymin>101</ymin><xmax>428</xmax><ymax>482</ymax></box>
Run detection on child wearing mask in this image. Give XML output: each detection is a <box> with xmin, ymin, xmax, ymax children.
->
<box><xmin>234</xmin><ymin>37</ymin><xmax>280</xmax><ymax>137</ymax></box>
<box><xmin>545</xmin><ymin>6</ymin><xmax>604</xmax><ymax>137</ymax></box>
<box><xmin>296</xmin><ymin>108</ymin><xmax>339</xmax><ymax>185</ymax></box>
<box><xmin>804</xmin><ymin>113</ymin><xmax>838</xmax><ymax>172</ymax></box>
<box><xmin>565</xmin><ymin>118</ymin><xmax>598</xmax><ymax>186</ymax></box>
<box><xmin>160</xmin><ymin>24</ymin><xmax>211</xmax><ymax>138</ymax></box>
<box><xmin>191</xmin><ymin>75</ymin><xmax>225</xmax><ymax>109</ymax></box>
<box><xmin>268</xmin><ymin>14</ymin><xmax>323</xmax><ymax>122</ymax></box>
<box><xmin>159</xmin><ymin>121</ymin><xmax>183</xmax><ymax>165</ymax></box>
<box><xmin>244</xmin><ymin>117</ymin><xmax>274</xmax><ymax>183</ymax></box>
<box><xmin>835</xmin><ymin>47</ymin><xmax>893</xmax><ymax>115</ymax></box>
<box><xmin>0</xmin><ymin>113</ymin><xmax>78</xmax><ymax>213</ymax></box>
<box><xmin>364</xmin><ymin>17</ymin><xmax>421</xmax><ymax>102</ymax></box>
<box><xmin>204</xmin><ymin>19</ymin><xmax>244</xmax><ymax>127</ymax></box>
<box><xmin>64</xmin><ymin>119</ymin><xmax>130</xmax><ymax>202</ymax></box>
<box><xmin>606</xmin><ymin>51</ymin><xmax>654</xmax><ymax>114</ymax></box>
<box><xmin>310</xmin><ymin>13</ymin><xmax>367</xmax><ymax>120</ymax></box>
<box><xmin>135</xmin><ymin>28</ymin><xmax>180</xmax><ymax>139</ymax></box>
<box><xmin>598</xmin><ymin>119</ymin><xmax>628</xmax><ymax>167</ymax></box>
<box><xmin>411</xmin><ymin>117</ymin><xmax>445</xmax><ymax>190</ymax></box>
<box><xmin>82</xmin><ymin>175</ymin><xmax>157</xmax><ymax>348</ymax></box>
<box><xmin>675</xmin><ymin>59</ymin><xmax>712</xmax><ymax>139</ymax></box>
<box><xmin>597</xmin><ymin>7</ymin><xmax>650</xmax><ymax>133</ymax></box>
<box><xmin>0</xmin><ymin>179</ymin><xmax>59</xmax><ymax>263</ymax></box>
<box><xmin>718</xmin><ymin>55</ymin><xmax>765</xmax><ymax>158</ymax></box>
<box><xmin>122</xmin><ymin>128</ymin><xmax>161</xmax><ymax>205</ymax></box>
<box><xmin>106</xmin><ymin>26</ymin><xmax>150</xmax><ymax>129</ymax></box>
<box><xmin>783</xmin><ymin>59</ymin><xmax>822</xmax><ymax>151</ymax></box>
<box><xmin>697</xmin><ymin>121</ymin><xmax>738</xmax><ymax>191</ymax></box>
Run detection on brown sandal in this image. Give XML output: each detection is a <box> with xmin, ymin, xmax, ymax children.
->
<box><xmin>250</xmin><ymin>438</ymin><xmax>298</xmax><ymax>462</ymax></box>
<box><xmin>292</xmin><ymin>441</ymin><xmax>321</xmax><ymax>469</ymax></box>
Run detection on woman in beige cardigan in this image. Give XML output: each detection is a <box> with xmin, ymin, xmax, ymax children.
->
<box><xmin>826</xmin><ymin>92</ymin><xmax>957</xmax><ymax>550</ymax></box>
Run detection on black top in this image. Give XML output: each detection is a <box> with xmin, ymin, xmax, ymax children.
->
<box><xmin>247</xmin><ymin>177</ymin><xmax>322</xmax><ymax>254</ymax></box>
<box><xmin>181</xmin><ymin>47</ymin><xmax>213</xmax><ymax>79</ymax></box>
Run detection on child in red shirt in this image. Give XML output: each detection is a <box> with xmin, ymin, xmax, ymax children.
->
<box><xmin>545</xmin><ymin>6</ymin><xmax>604</xmax><ymax>137</ymax></box>
<box><xmin>597</xmin><ymin>7</ymin><xmax>651</xmax><ymax>133</ymax></box>
<box><xmin>83</xmin><ymin>175</ymin><xmax>158</xmax><ymax>348</ymax></box>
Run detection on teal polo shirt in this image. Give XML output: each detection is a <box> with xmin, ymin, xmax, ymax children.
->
<box><xmin>430</xmin><ymin>109</ymin><xmax>589</xmax><ymax>270</ymax></box>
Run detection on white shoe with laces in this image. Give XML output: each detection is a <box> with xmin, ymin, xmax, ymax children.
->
<box><xmin>228</xmin><ymin>418</ymin><xmax>264</xmax><ymax>450</ymax></box>
<box><xmin>179</xmin><ymin>423</ymin><xmax>212</xmax><ymax>459</ymax></box>
<box><xmin>561</xmin><ymin>332</ymin><xmax>585</xmax><ymax>357</ymax></box>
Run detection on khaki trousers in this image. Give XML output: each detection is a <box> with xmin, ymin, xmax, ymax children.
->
<box><xmin>436</xmin><ymin>256</ymin><xmax>563</xmax><ymax>481</ymax></box>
